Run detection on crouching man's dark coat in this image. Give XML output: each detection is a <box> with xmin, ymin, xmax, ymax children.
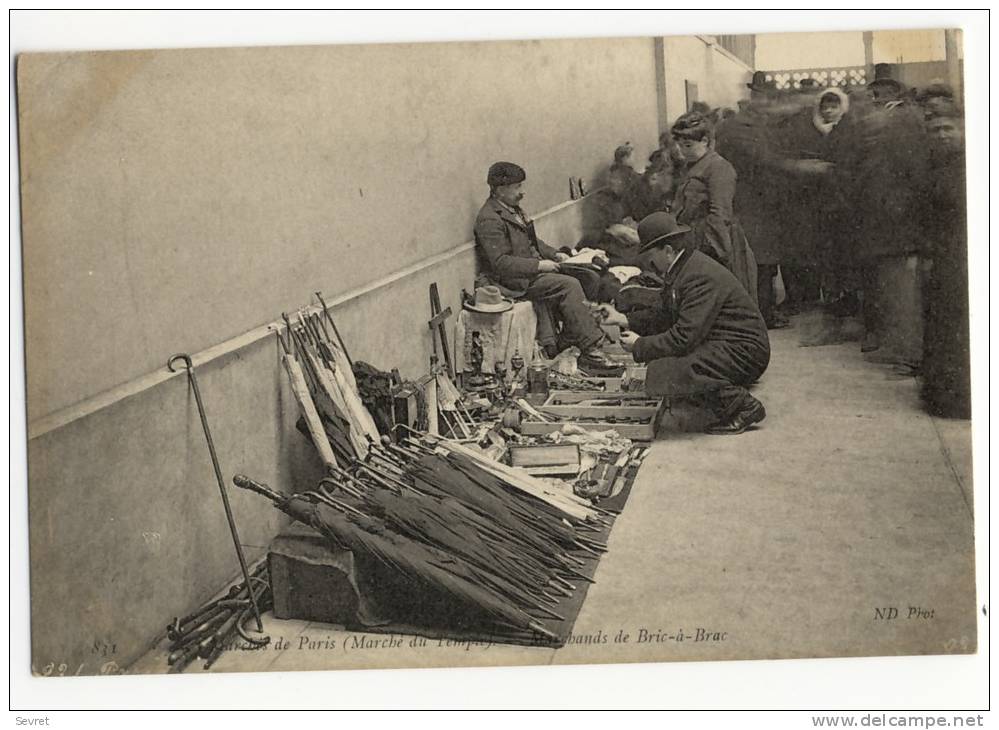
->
<box><xmin>630</xmin><ymin>249</ymin><xmax>770</xmax><ymax>396</ymax></box>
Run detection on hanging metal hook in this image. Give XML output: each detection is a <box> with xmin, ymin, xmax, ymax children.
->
<box><xmin>167</xmin><ymin>353</ymin><xmax>193</xmax><ymax>373</ymax></box>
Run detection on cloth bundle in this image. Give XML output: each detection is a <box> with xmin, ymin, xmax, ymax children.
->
<box><xmin>544</xmin><ymin>423</ymin><xmax>633</xmax><ymax>458</ymax></box>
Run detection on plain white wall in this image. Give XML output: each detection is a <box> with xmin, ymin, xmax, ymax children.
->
<box><xmin>18</xmin><ymin>37</ymin><xmax>661</xmax><ymax>422</ymax></box>
<box><xmin>661</xmin><ymin>35</ymin><xmax>752</xmax><ymax>123</ymax></box>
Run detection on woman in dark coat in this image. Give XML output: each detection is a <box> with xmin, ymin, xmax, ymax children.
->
<box><xmin>770</xmin><ymin>87</ymin><xmax>861</xmax><ymax>310</ymax></box>
<box><xmin>670</xmin><ymin>111</ymin><xmax>759</xmax><ymax>304</ymax></box>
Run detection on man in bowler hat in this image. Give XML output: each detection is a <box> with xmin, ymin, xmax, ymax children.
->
<box><xmin>473</xmin><ymin>161</ymin><xmax>619</xmax><ymax>372</ymax></box>
<box><xmin>613</xmin><ymin>212</ymin><xmax>771</xmax><ymax>435</ymax></box>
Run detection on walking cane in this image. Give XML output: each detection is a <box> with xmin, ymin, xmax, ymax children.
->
<box><xmin>315</xmin><ymin>291</ymin><xmax>353</xmax><ymax>370</ymax></box>
<box><xmin>168</xmin><ymin>353</ymin><xmax>264</xmax><ymax>633</ymax></box>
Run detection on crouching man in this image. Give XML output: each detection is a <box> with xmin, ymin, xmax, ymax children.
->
<box><xmin>474</xmin><ymin>161</ymin><xmax>619</xmax><ymax>372</ymax></box>
<box><xmin>616</xmin><ymin>212</ymin><xmax>771</xmax><ymax>435</ymax></box>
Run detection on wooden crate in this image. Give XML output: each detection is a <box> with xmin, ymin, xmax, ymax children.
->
<box><xmin>544</xmin><ymin>392</ymin><xmax>662</xmax><ymax>408</ymax></box>
<box><xmin>541</xmin><ymin>404</ymin><xmax>661</xmax><ymax>419</ymax></box>
<box><xmin>508</xmin><ymin>443</ymin><xmax>581</xmax><ymax>476</ymax></box>
<box><xmin>551</xmin><ymin>366</ymin><xmax>647</xmax><ymax>396</ymax></box>
<box><xmin>519</xmin><ymin>413</ymin><xmax>660</xmax><ymax>441</ymax></box>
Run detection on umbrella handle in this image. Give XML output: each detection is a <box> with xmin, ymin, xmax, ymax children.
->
<box><xmin>232</xmin><ymin>475</ymin><xmax>287</xmax><ymax>505</ymax></box>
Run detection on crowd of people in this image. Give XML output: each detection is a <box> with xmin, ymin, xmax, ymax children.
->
<box><xmin>472</xmin><ymin>64</ymin><xmax>969</xmax><ymax>435</ymax></box>
<box><xmin>584</xmin><ymin>65</ymin><xmax>970</xmax><ymax>421</ymax></box>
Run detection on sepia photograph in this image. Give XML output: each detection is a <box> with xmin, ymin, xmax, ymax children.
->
<box><xmin>9</xmin><ymin>9</ymin><xmax>988</xmax><ymax>714</ymax></box>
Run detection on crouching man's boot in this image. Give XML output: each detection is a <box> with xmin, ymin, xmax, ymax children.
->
<box><xmin>704</xmin><ymin>387</ymin><xmax>766</xmax><ymax>435</ymax></box>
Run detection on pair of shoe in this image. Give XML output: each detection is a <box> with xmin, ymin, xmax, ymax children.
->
<box><xmin>577</xmin><ymin>348</ymin><xmax>624</xmax><ymax>376</ymax></box>
<box><xmin>704</xmin><ymin>396</ymin><xmax>766</xmax><ymax>435</ymax></box>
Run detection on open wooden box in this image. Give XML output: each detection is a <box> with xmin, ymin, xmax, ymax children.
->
<box><xmin>547</xmin><ymin>366</ymin><xmax>653</xmax><ymax>405</ymax></box>
<box><xmin>518</xmin><ymin>412</ymin><xmax>661</xmax><ymax>441</ymax></box>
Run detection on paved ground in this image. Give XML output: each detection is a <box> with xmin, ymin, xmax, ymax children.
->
<box><xmin>131</xmin><ymin>313</ymin><xmax>977</xmax><ymax>675</ymax></box>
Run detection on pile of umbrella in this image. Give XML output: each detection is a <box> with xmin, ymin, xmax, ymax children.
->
<box><xmin>278</xmin><ymin>298</ymin><xmax>381</xmax><ymax>468</ymax></box>
<box><xmin>234</xmin><ymin>431</ymin><xmax>611</xmax><ymax>645</ymax></box>
<box><xmin>165</xmin><ymin>561</ymin><xmax>271</xmax><ymax>673</ymax></box>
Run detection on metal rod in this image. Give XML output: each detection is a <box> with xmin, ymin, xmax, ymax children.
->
<box><xmin>168</xmin><ymin>354</ymin><xmax>264</xmax><ymax>632</ymax></box>
<box><xmin>315</xmin><ymin>291</ymin><xmax>354</xmax><ymax>370</ymax></box>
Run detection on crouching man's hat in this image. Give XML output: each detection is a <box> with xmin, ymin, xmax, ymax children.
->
<box><xmin>487</xmin><ymin>161</ymin><xmax>526</xmax><ymax>187</ymax></box>
<box><xmin>638</xmin><ymin>212</ymin><xmax>691</xmax><ymax>253</ymax></box>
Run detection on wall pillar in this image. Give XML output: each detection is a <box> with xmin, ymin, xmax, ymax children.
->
<box><xmin>944</xmin><ymin>29</ymin><xmax>963</xmax><ymax>101</ymax></box>
<box><xmin>653</xmin><ymin>37</ymin><xmax>669</xmax><ymax>136</ymax></box>
<box><xmin>862</xmin><ymin>31</ymin><xmax>874</xmax><ymax>83</ymax></box>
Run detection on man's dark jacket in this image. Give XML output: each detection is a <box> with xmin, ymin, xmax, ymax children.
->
<box><xmin>474</xmin><ymin>197</ymin><xmax>559</xmax><ymax>292</ymax></box>
<box><xmin>630</xmin><ymin>249</ymin><xmax>770</xmax><ymax>396</ymax></box>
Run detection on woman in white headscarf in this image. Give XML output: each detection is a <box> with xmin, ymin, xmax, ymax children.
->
<box><xmin>771</xmin><ymin>86</ymin><xmax>860</xmax><ymax>316</ymax></box>
<box><xmin>813</xmin><ymin>87</ymin><xmax>850</xmax><ymax>136</ymax></box>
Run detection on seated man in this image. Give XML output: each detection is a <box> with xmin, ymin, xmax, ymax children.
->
<box><xmin>578</xmin><ymin>166</ymin><xmax>639</xmax><ymax>263</ymax></box>
<box><xmin>474</xmin><ymin>161</ymin><xmax>618</xmax><ymax>372</ymax></box>
<box><xmin>612</xmin><ymin>212</ymin><xmax>771</xmax><ymax>435</ymax></box>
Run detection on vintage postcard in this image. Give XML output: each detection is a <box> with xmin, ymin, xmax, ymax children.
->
<box><xmin>14</xmin><ymin>16</ymin><xmax>979</xmax><ymax>694</ymax></box>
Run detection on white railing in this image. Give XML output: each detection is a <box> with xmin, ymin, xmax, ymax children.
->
<box><xmin>761</xmin><ymin>66</ymin><xmax>868</xmax><ymax>90</ymax></box>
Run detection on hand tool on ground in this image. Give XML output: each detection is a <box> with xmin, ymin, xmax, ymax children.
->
<box><xmin>167</xmin><ymin>353</ymin><xmax>264</xmax><ymax>633</ymax></box>
<box><xmin>428</xmin><ymin>282</ymin><xmax>455</xmax><ymax>379</ymax></box>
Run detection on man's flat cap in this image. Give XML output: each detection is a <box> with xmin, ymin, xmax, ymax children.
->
<box><xmin>487</xmin><ymin>161</ymin><xmax>526</xmax><ymax>187</ymax></box>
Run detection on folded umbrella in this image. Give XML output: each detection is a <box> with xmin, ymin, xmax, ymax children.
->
<box><xmin>232</xmin><ymin>476</ymin><xmax>560</xmax><ymax>643</ymax></box>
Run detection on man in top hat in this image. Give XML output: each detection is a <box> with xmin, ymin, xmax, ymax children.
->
<box><xmin>473</xmin><ymin>161</ymin><xmax>619</xmax><ymax>372</ymax></box>
<box><xmin>746</xmin><ymin>70</ymin><xmax>774</xmax><ymax>98</ymax></box>
<box><xmin>798</xmin><ymin>77</ymin><xmax>821</xmax><ymax>93</ymax></box>
<box><xmin>853</xmin><ymin>63</ymin><xmax>929</xmax><ymax>355</ymax></box>
<box><xmin>611</xmin><ymin>212</ymin><xmax>771</xmax><ymax>435</ymax></box>
<box><xmin>867</xmin><ymin>63</ymin><xmax>906</xmax><ymax>105</ymax></box>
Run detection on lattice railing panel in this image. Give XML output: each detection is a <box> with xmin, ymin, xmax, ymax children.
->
<box><xmin>762</xmin><ymin>66</ymin><xmax>868</xmax><ymax>90</ymax></box>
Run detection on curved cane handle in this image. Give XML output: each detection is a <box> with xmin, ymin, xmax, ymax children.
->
<box><xmin>167</xmin><ymin>353</ymin><xmax>193</xmax><ymax>372</ymax></box>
